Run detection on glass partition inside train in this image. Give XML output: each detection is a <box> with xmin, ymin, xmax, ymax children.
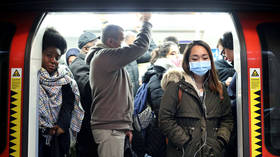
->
<box><xmin>257</xmin><ymin>22</ymin><xmax>280</xmax><ymax>156</ymax></box>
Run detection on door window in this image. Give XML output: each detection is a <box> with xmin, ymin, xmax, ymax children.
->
<box><xmin>0</xmin><ymin>22</ymin><xmax>16</xmax><ymax>153</ymax></box>
<box><xmin>257</xmin><ymin>22</ymin><xmax>280</xmax><ymax>155</ymax></box>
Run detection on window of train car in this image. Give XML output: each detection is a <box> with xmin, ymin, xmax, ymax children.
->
<box><xmin>257</xmin><ymin>22</ymin><xmax>280</xmax><ymax>155</ymax></box>
<box><xmin>0</xmin><ymin>22</ymin><xmax>16</xmax><ymax>153</ymax></box>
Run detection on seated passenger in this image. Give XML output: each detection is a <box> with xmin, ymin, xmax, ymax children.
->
<box><xmin>38</xmin><ymin>27</ymin><xmax>84</xmax><ymax>157</ymax></box>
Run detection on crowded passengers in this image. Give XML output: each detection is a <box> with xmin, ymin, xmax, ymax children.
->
<box><xmin>38</xmin><ymin>13</ymin><xmax>235</xmax><ymax>157</ymax></box>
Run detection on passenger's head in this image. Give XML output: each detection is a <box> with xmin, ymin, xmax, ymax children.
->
<box><xmin>182</xmin><ymin>40</ymin><xmax>221</xmax><ymax>93</ymax></box>
<box><xmin>163</xmin><ymin>36</ymin><xmax>179</xmax><ymax>46</ymax></box>
<box><xmin>217</xmin><ymin>38</ymin><xmax>226</xmax><ymax>60</ymax></box>
<box><xmin>78</xmin><ymin>31</ymin><xmax>98</xmax><ymax>54</ymax></box>
<box><xmin>101</xmin><ymin>24</ymin><xmax>124</xmax><ymax>48</ymax></box>
<box><xmin>221</xmin><ymin>32</ymin><xmax>234</xmax><ymax>63</ymax></box>
<box><xmin>42</xmin><ymin>27</ymin><xmax>67</xmax><ymax>75</ymax></box>
<box><xmin>150</xmin><ymin>41</ymin><xmax>180</xmax><ymax>65</ymax></box>
<box><xmin>124</xmin><ymin>31</ymin><xmax>137</xmax><ymax>46</ymax></box>
<box><xmin>66</xmin><ymin>48</ymin><xmax>80</xmax><ymax>65</ymax></box>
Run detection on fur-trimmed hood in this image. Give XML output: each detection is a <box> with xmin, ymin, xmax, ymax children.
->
<box><xmin>161</xmin><ymin>68</ymin><xmax>224</xmax><ymax>100</ymax></box>
<box><xmin>161</xmin><ymin>68</ymin><xmax>201</xmax><ymax>95</ymax></box>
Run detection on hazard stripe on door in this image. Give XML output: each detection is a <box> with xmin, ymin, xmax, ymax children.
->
<box><xmin>249</xmin><ymin>68</ymin><xmax>262</xmax><ymax>157</ymax></box>
<box><xmin>9</xmin><ymin>68</ymin><xmax>22</xmax><ymax>157</ymax></box>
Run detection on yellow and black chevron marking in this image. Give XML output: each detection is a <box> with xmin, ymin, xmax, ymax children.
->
<box><xmin>9</xmin><ymin>69</ymin><xmax>22</xmax><ymax>157</ymax></box>
<box><xmin>250</xmin><ymin>69</ymin><xmax>262</xmax><ymax>157</ymax></box>
<box><xmin>250</xmin><ymin>90</ymin><xmax>262</xmax><ymax>157</ymax></box>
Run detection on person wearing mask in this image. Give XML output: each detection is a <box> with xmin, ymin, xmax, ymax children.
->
<box><xmin>124</xmin><ymin>31</ymin><xmax>157</xmax><ymax>96</ymax></box>
<box><xmin>68</xmin><ymin>32</ymin><xmax>99</xmax><ymax>157</ymax></box>
<box><xmin>163</xmin><ymin>36</ymin><xmax>183</xmax><ymax>67</ymax></box>
<box><xmin>159</xmin><ymin>40</ymin><xmax>233</xmax><ymax>157</ymax></box>
<box><xmin>215</xmin><ymin>32</ymin><xmax>235</xmax><ymax>84</ymax></box>
<box><xmin>137</xmin><ymin>41</ymin><xmax>180</xmax><ymax>157</ymax></box>
<box><xmin>146</xmin><ymin>41</ymin><xmax>180</xmax><ymax>117</ymax></box>
<box><xmin>89</xmin><ymin>13</ymin><xmax>152</xmax><ymax>157</ymax></box>
<box><xmin>38</xmin><ymin>28</ymin><xmax>84</xmax><ymax>157</ymax></box>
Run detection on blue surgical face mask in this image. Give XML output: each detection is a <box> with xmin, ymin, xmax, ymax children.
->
<box><xmin>189</xmin><ymin>60</ymin><xmax>211</xmax><ymax>76</ymax></box>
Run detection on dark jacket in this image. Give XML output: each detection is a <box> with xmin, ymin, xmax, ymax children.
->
<box><xmin>146</xmin><ymin>65</ymin><xmax>166</xmax><ymax>117</ymax></box>
<box><xmin>215</xmin><ymin>59</ymin><xmax>235</xmax><ymax>82</ymax></box>
<box><xmin>159</xmin><ymin>69</ymin><xmax>233</xmax><ymax>157</ymax></box>
<box><xmin>69</xmin><ymin>53</ymin><xmax>98</xmax><ymax>157</ymax></box>
<box><xmin>131</xmin><ymin>65</ymin><xmax>166</xmax><ymax>157</ymax></box>
<box><xmin>146</xmin><ymin>58</ymin><xmax>177</xmax><ymax>117</ymax></box>
<box><xmin>125</xmin><ymin>40</ymin><xmax>157</xmax><ymax>96</ymax></box>
<box><xmin>227</xmin><ymin>72</ymin><xmax>236</xmax><ymax>107</ymax></box>
<box><xmin>39</xmin><ymin>84</ymin><xmax>74</xmax><ymax>157</ymax></box>
<box><xmin>89</xmin><ymin>21</ymin><xmax>152</xmax><ymax>130</ymax></box>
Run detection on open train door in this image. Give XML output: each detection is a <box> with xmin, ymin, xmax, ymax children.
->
<box><xmin>0</xmin><ymin>13</ymin><xmax>44</xmax><ymax>157</ymax></box>
<box><xmin>233</xmin><ymin>12</ymin><xmax>280</xmax><ymax>157</ymax></box>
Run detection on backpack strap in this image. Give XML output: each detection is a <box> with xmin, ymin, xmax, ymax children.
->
<box><xmin>178</xmin><ymin>88</ymin><xmax>182</xmax><ymax>103</ymax></box>
<box><xmin>166</xmin><ymin>87</ymin><xmax>183</xmax><ymax>145</ymax></box>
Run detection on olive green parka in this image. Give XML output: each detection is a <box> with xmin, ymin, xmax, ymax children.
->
<box><xmin>159</xmin><ymin>69</ymin><xmax>233</xmax><ymax>157</ymax></box>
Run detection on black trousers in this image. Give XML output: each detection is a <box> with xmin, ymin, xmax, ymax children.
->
<box><xmin>39</xmin><ymin>130</ymin><xmax>70</xmax><ymax>157</ymax></box>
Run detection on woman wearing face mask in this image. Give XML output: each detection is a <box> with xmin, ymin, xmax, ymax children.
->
<box><xmin>146</xmin><ymin>41</ymin><xmax>180</xmax><ymax>119</ymax></box>
<box><xmin>132</xmin><ymin>41</ymin><xmax>179</xmax><ymax>157</ymax></box>
<box><xmin>159</xmin><ymin>40</ymin><xmax>233</xmax><ymax>157</ymax></box>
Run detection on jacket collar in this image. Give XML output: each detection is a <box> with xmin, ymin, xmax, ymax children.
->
<box><xmin>77</xmin><ymin>53</ymin><xmax>86</xmax><ymax>60</ymax></box>
<box><xmin>85</xmin><ymin>43</ymin><xmax>107</xmax><ymax>65</ymax></box>
<box><xmin>161</xmin><ymin>68</ymin><xmax>210</xmax><ymax>96</ymax></box>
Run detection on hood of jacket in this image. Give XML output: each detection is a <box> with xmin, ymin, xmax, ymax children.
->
<box><xmin>161</xmin><ymin>69</ymin><xmax>224</xmax><ymax>100</ymax></box>
<box><xmin>85</xmin><ymin>43</ymin><xmax>107</xmax><ymax>65</ymax></box>
<box><xmin>154</xmin><ymin>58</ymin><xmax>177</xmax><ymax>70</ymax></box>
<box><xmin>161</xmin><ymin>68</ymin><xmax>201</xmax><ymax>95</ymax></box>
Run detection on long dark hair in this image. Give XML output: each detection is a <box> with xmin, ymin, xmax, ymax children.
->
<box><xmin>182</xmin><ymin>40</ymin><xmax>222</xmax><ymax>94</ymax></box>
<box><xmin>150</xmin><ymin>41</ymin><xmax>177</xmax><ymax>64</ymax></box>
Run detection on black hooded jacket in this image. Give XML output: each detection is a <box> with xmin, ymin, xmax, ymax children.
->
<box><xmin>69</xmin><ymin>53</ymin><xmax>98</xmax><ymax>156</ymax></box>
<box><xmin>143</xmin><ymin>65</ymin><xmax>166</xmax><ymax>117</ymax></box>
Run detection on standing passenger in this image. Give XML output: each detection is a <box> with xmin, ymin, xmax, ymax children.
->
<box><xmin>78</xmin><ymin>31</ymin><xmax>99</xmax><ymax>54</ymax></box>
<box><xmin>66</xmin><ymin>48</ymin><xmax>80</xmax><ymax>66</ymax></box>
<box><xmin>159</xmin><ymin>40</ymin><xmax>233</xmax><ymax>157</ymax></box>
<box><xmin>146</xmin><ymin>41</ymin><xmax>180</xmax><ymax>117</ymax></box>
<box><xmin>89</xmin><ymin>13</ymin><xmax>152</xmax><ymax>157</ymax></box>
<box><xmin>144</xmin><ymin>41</ymin><xmax>179</xmax><ymax>157</ymax></box>
<box><xmin>163</xmin><ymin>36</ymin><xmax>183</xmax><ymax>67</ymax></box>
<box><xmin>215</xmin><ymin>32</ymin><xmax>235</xmax><ymax>84</ymax></box>
<box><xmin>38</xmin><ymin>28</ymin><xmax>84</xmax><ymax>157</ymax></box>
<box><xmin>69</xmin><ymin>32</ymin><xmax>99</xmax><ymax>157</ymax></box>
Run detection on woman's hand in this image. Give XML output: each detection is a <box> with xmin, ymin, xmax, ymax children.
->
<box><xmin>126</xmin><ymin>130</ymin><xmax>133</xmax><ymax>144</ymax></box>
<box><xmin>48</xmin><ymin>125</ymin><xmax>65</xmax><ymax>136</ymax></box>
